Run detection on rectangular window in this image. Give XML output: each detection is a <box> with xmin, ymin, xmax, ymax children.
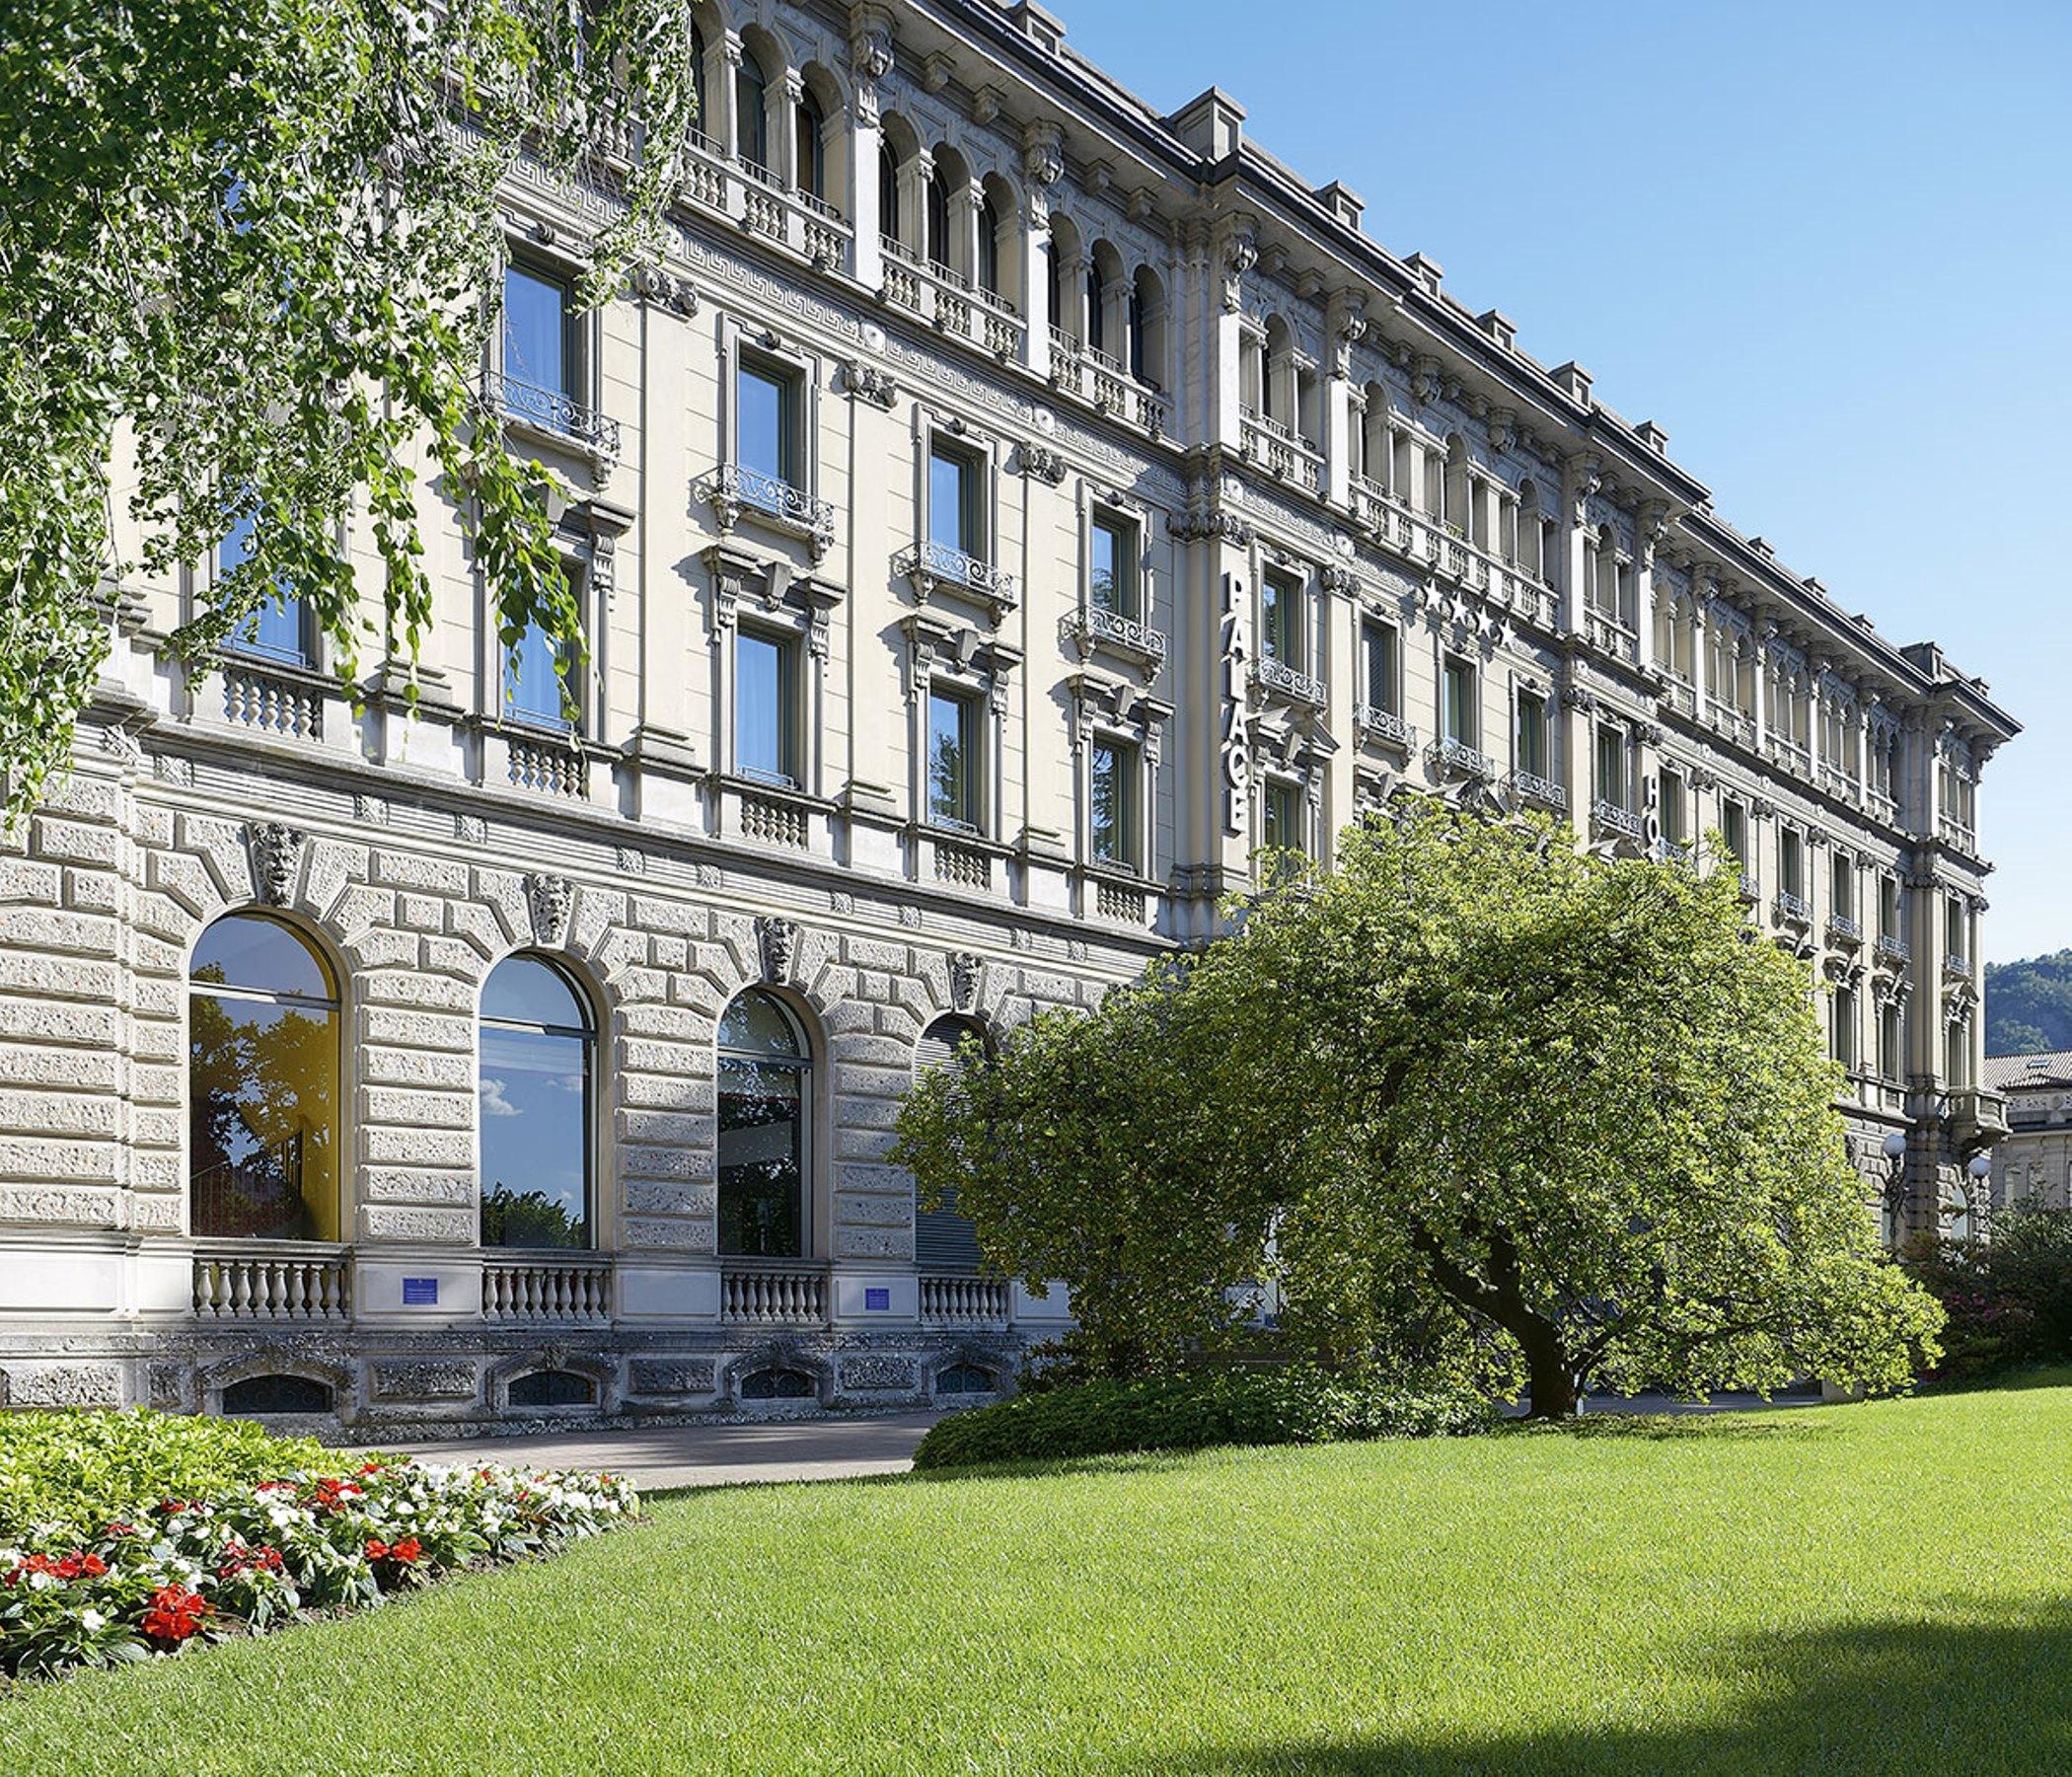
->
<box><xmin>1946</xmin><ymin>893</ymin><xmax>1966</xmax><ymax>959</ymax></box>
<box><xmin>501</xmin><ymin>263</ymin><xmax>576</xmax><ymax>414</ymax></box>
<box><xmin>735</xmin><ymin>357</ymin><xmax>796</xmax><ymax>491</ymax></box>
<box><xmin>1090</xmin><ymin>738</ymin><xmax>1140</xmax><ymax>868</ymax></box>
<box><xmin>1443</xmin><ymin>657</ymin><xmax>1476</xmax><ymax>746</ymax></box>
<box><xmin>1661</xmin><ymin>766</ymin><xmax>1686</xmax><ymax>849</ymax></box>
<box><xmin>1881</xmin><ymin>1002</ymin><xmax>1903</xmax><ymax>1080</ymax></box>
<box><xmin>928</xmin><ymin>440</ymin><xmax>984</xmax><ymax>559</ymax></box>
<box><xmin>1261</xmin><ymin>572</ymin><xmax>1300</xmax><ymax>665</ymax></box>
<box><xmin>1594</xmin><ymin>725</ymin><xmax>1625</xmax><ymax>809</ymax></box>
<box><xmin>1880</xmin><ymin>876</ymin><xmax>1900</xmax><ymax>941</ymax></box>
<box><xmin>1261</xmin><ymin>779</ymin><xmax>1300</xmax><ymax>853</ymax></box>
<box><xmin>1781</xmin><ymin>829</ymin><xmax>1804</xmax><ymax>898</ymax></box>
<box><xmin>218</xmin><ymin>514</ymin><xmax>308</xmax><ymax>666</ymax></box>
<box><xmin>735</xmin><ymin>629</ymin><xmax>797</xmax><ymax>786</ymax></box>
<box><xmin>926</xmin><ymin>688</ymin><xmax>981</xmax><ymax>830</ymax></box>
<box><xmin>1515</xmin><ymin>688</ymin><xmax>1548</xmax><ymax>778</ymax></box>
<box><xmin>1362</xmin><ymin>622</ymin><xmax>1399</xmax><ymax>715</ymax></box>
<box><xmin>505</xmin><ymin>617</ymin><xmax>571</xmax><ymax>731</ymax></box>
<box><xmin>1833</xmin><ymin>986</ymin><xmax>1858</xmax><ymax>1071</ymax></box>
<box><xmin>1722</xmin><ymin>798</ymin><xmax>1748</xmax><ymax>875</ymax></box>
<box><xmin>1831</xmin><ymin>852</ymin><xmax>1854</xmax><ymax>920</ymax></box>
<box><xmin>1090</xmin><ymin>514</ymin><xmax>1138</xmax><ymax>619</ymax></box>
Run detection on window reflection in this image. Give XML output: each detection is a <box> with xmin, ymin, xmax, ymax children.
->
<box><xmin>479</xmin><ymin>956</ymin><xmax>593</xmax><ymax>1250</ymax></box>
<box><xmin>718</xmin><ymin>990</ymin><xmax>808</xmax><ymax>1258</ymax></box>
<box><xmin>188</xmin><ymin>914</ymin><xmax>338</xmax><ymax>1241</ymax></box>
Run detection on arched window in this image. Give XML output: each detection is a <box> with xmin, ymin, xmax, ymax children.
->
<box><xmin>925</xmin><ymin>164</ymin><xmax>950</xmax><ymax>268</ymax></box>
<box><xmin>735</xmin><ymin>52</ymin><xmax>769</xmax><ymax>172</ymax></box>
<box><xmin>914</xmin><ymin>1015</ymin><xmax>987</xmax><ymax>1274</ymax></box>
<box><xmin>1085</xmin><ymin>259</ymin><xmax>1107</xmax><ymax>354</ymax></box>
<box><xmin>978</xmin><ymin>191</ymin><xmax>1001</xmax><ymax>295</ymax></box>
<box><xmin>189</xmin><ymin>914</ymin><xmax>339</xmax><ymax>1241</ymax></box>
<box><xmin>718</xmin><ymin>990</ymin><xmax>810</xmax><ymax>1257</ymax></box>
<box><xmin>795</xmin><ymin>88</ymin><xmax>825</xmax><ymax>198</ymax></box>
<box><xmin>690</xmin><ymin>23</ymin><xmax>708</xmax><ymax>143</ymax></box>
<box><xmin>878</xmin><ymin>140</ymin><xmax>901</xmax><ymax>244</ymax></box>
<box><xmin>479</xmin><ymin>955</ymin><xmax>594</xmax><ymax>1249</ymax></box>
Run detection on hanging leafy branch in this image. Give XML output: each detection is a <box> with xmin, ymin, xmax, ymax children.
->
<box><xmin>0</xmin><ymin>0</ymin><xmax>699</xmax><ymax>819</ymax></box>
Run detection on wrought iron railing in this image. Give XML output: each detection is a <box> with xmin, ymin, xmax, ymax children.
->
<box><xmin>1591</xmin><ymin>799</ymin><xmax>1644</xmax><ymax>842</ymax></box>
<box><xmin>482</xmin><ymin>371</ymin><xmax>621</xmax><ymax>456</ymax></box>
<box><xmin>1252</xmin><ymin>655</ymin><xmax>1325</xmax><ymax>706</ymax></box>
<box><xmin>1429</xmin><ymin>736</ymin><xmax>1498</xmax><ymax>780</ymax></box>
<box><xmin>1509</xmin><ymin>769</ymin><xmax>1568</xmax><ymax>812</ymax></box>
<box><xmin>1355</xmin><ymin>704</ymin><xmax>1414</xmax><ymax>748</ymax></box>
<box><xmin>1073</xmin><ymin>605</ymin><xmax>1167</xmax><ymax>661</ymax></box>
<box><xmin>895</xmin><ymin>541</ymin><xmax>1018</xmax><ymax>612</ymax></box>
<box><xmin>1774</xmin><ymin>890</ymin><xmax>1813</xmax><ymax>925</ymax></box>
<box><xmin>704</xmin><ymin>463</ymin><xmax>836</xmax><ymax>543</ymax></box>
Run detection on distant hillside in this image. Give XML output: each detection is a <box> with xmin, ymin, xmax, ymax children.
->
<box><xmin>1987</xmin><ymin>951</ymin><xmax>2072</xmax><ymax>1056</ymax></box>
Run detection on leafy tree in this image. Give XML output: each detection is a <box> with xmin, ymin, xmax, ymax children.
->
<box><xmin>1986</xmin><ymin>951</ymin><xmax>2072</xmax><ymax>1056</ymax></box>
<box><xmin>0</xmin><ymin>0</ymin><xmax>698</xmax><ymax>820</ymax></box>
<box><xmin>899</xmin><ymin>805</ymin><xmax>1944</xmax><ymax>1417</ymax></box>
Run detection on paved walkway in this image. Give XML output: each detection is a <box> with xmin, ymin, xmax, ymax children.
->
<box><xmin>387</xmin><ymin>1409</ymin><xmax>945</xmax><ymax>1491</ymax></box>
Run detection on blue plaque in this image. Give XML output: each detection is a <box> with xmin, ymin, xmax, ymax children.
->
<box><xmin>402</xmin><ymin>1277</ymin><xmax>438</xmax><ymax>1305</ymax></box>
<box><xmin>864</xmin><ymin>1287</ymin><xmax>890</xmax><ymax>1311</ymax></box>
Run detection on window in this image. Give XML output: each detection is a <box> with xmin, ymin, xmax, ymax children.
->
<box><xmin>189</xmin><ymin>914</ymin><xmax>338</xmax><ymax>1241</ymax></box>
<box><xmin>1261</xmin><ymin>572</ymin><xmax>1301</xmax><ymax>666</ymax></box>
<box><xmin>978</xmin><ymin>192</ymin><xmax>1001</xmax><ymax>294</ymax></box>
<box><xmin>217</xmin><ymin>513</ymin><xmax>309</xmax><ymax>667</ymax></box>
<box><xmin>1090</xmin><ymin>738</ymin><xmax>1140</xmax><ymax>868</ymax></box>
<box><xmin>1781</xmin><ymin>829</ymin><xmax>1805</xmax><ymax>898</ymax></box>
<box><xmin>1362</xmin><ymin>622</ymin><xmax>1400</xmax><ymax>716</ymax></box>
<box><xmin>1594</xmin><ymin>725</ymin><xmax>1626</xmax><ymax>809</ymax></box>
<box><xmin>1831</xmin><ymin>852</ymin><xmax>1855</xmax><ymax>922</ymax></box>
<box><xmin>914</xmin><ymin>1016</ymin><xmax>987</xmax><ymax>1274</ymax></box>
<box><xmin>927</xmin><ymin>687</ymin><xmax>981</xmax><ymax>830</ymax></box>
<box><xmin>222</xmin><ymin>1374</ymin><xmax>333</xmax><ymax>1416</ymax></box>
<box><xmin>479</xmin><ymin>955</ymin><xmax>594</xmax><ymax>1250</ymax></box>
<box><xmin>504</xmin><ymin>611</ymin><xmax>572</xmax><ymax>731</ymax></box>
<box><xmin>1515</xmin><ymin>688</ymin><xmax>1549</xmax><ymax>778</ymax></box>
<box><xmin>1261</xmin><ymin>779</ymin><xmax>1301</xmax><ymax>852</ymax></box>
<box><xmin>1090</xmin><ymin>513</ymin><xmax>1138</xmax><ymax>618</ymax></box>
<box><xmin>735</xmin><ymin>356</ymin><xmax>798</xmax><ymax>494</ymax></box>
<box><xmin>1833</xmin><ymin>985</ymin><xmax>1859</xmax><ymax>1071</ymax></box>
<box><xmin>794</xmin><ymin>90</ymin><xmax>825</xmax><ymax>199</ymax></box>
<box><xmin>1443</xmin><ymin>658</ymin><xmax>1477</xmax><ymax>747</ymax></box>
<box><xmin>927</xmin><ymin>439</ymin><xmax>984</xmax><ymax>561</ymax></box>
<box><xmin>1085</xmin><ymin>259</ymin><xmax>1107</xmax><ymax>354</ymax></box>
<box><xmin>1660</xmin><ymin>766</ymin><xmax>1686</xmax><ymax>850</ymax></box>
<box><xmin>1880</xmin><ymin>876</ymin><xmax>1901</xmax><ymax>942</ymax></box>
<box><xmin>717</xmin><ymin>990</ymin><xmax>810</xmax><ymax>1258</ymax></box>
<box><xmin>735</xmin><ymin>629</ymin><xmax>798</xmax><ymax>786</ymax></box>
<box><xmin>735</xmin><ymin>52</ymin><xmax>769</xmax><ymax>172</ymax></box>
<box><xmin>501</xmin><ymin>263</ymin><xmax>576</xmax><ymax>418</ymax></box>
<box><xmin>1881</xmin><ymin>1001</ymin><xmax>1904</xmax><ymax>1080</ymax></box>
<box><xmin>925</xmin><ymin>165</ymin><xmax>950</xmax><ymax>267</ymax></box>
<box><xmin>1946</xmin><ymin>893</ymin><xmax>1968</xmax><ymax>962</ymax></box>
<box><xmin>878</xmin><ymin>141</ymin><xmax>901</xmax><ymax>243</ymax></box>
<box><xmin>1722</xmin><ymin>798</ymin><xmax>1749</xmax><ymax>876</ymax></box>
<box><xmin>508</xmin><ymin>1370</ymin><xmax>595</xmax><ymax>1408</ymax></box>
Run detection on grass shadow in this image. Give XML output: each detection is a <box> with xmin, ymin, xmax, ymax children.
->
<box><xmin>1143</xmin><ymin>1598</ymin><xmax>2072</xmax><ymax>1774</ymax></box>
<box><xmin>1491</xmin><ymin>1413</ymin><xmax>1833</xmax><ymax>1445</ymax></box>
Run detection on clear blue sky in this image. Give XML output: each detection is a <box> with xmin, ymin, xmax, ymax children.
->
<box><xmin>1060</xmin><ymin>0</ymin><xmax>2070</xmax><ymax>963</ymax></box>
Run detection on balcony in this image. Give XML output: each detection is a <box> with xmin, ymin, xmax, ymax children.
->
<box><xmin>1819</xmin><ymin>763</ymin><xmax>1862</xmax><ymax>807</ymax></box>
<box><xmin>700</xmin><ymin>463</ymin><xmax>836</xmax><ymax>561</ymax></box>
<box><xmin>1945</xmin><ymin>1086</ymin><xmax>2010</xmax><ymax>1148</ymax></box>
<box><xmin>1827</xmin><ymin>913</ymin><xmax>1865</xmax><ymax>948</ymax></box>
<box><xmin>720</xmin><ymin>1261</ymin><xmax>830</xmax><ymax>1326</ymax></box>
<box><xmin>193</xmin><ymin>1242</ymin><xmax>350</xmax><ymax>1323</ymax></box>
<box><xmin>1510</xmin><ymin>769</ymin><xmax>1568</xmax><ymax>813</ymax></box>
<box><xmin>1068</xmin><ymin>604</ymin><xmax>1168</xmax><ymax>668</ymax></box>
<box><xmin>1739</xmin><ymin>872</ymin><xmax>1761</xmax><ymax>906</ymax></box>
<box><xmin>1767</xmin><ymin>735</ymin><xmax>1813</xmax><ymax>778</ymax></box>
<box><xmin>1944</xmin><ymin>952</ymin><xmax>1972</xmax><ymax>981</ymax></box>
<box><xmin>1252</xmin><ymin>654</ymin><xmax>1326</xmax><ymax>708</ymax></box>
<box><xmin>500</xmin><ymin>723</ymin><xmax>589</xmax><ymax>799</ymax></box>
<box><xmin>881</xmin><ymin>238</ymin><xmax>1027</xmax><ymax>361</ymax></box>
<box><xmin>920</xmin><ymin>1275</ymin><xmax>1011</xmax><ymax>1327</ymax></box>
<box><xmin>1355</xmin><ymin>704</ymin><xmax>1415</xmax><ymax>750</ymax></box>
<box><xmin>218</xmin><ymin>656</ymin><xmax>325</xmax><ymax>742</ymax></box>
<box><xmin>1591</xmin><ymin>799</ymin><xmax>1644</xmax><ymax>844</ymax></box>
<box><xmin>1659</xmin><ymin>673</ymin><xmax>1698</xmax><ymax>718</ymax></box>
<box><xmin>895</xmin><ymin>540</ymin><xmax>1017</xmax><ymax>621</ymax></box>
<box><xmin>1939</xmin><ymin>814</ymin><xmax>1979</xmax><ymax>855</ymax></box>
<box><xmin>1704</xmin><ymin>697</ymin><xmax>1758</xmax><ymax>751</ymax></box>
<box><xmin>482</xmin><ymin>1254</ymin><xmax>612</xmax><ymax>1325</ymax></box>
<box><xmin>1774</xmin><ymin>890</ymin><xmax>1813</xmax><ymax>927</ymax></box>
<box><xmin>930</xmin><ymin>830</ymin><xmax>996</xmax><ymax>892</ymax></box>
<box><xmin>1582</xmin><ymin>609</ymin><xmax>1640</xmax><ymax>668</ymax></box>
<box><xmin>1876</xmin><ymin>933</ymin><xmax>1912</xmax><ymax>967</ymax></box>
<box><xmin>1050</xmin><ymin>330</ymin><xmax>1167</xmax><ymax>435</ymax></box>
<box><xmin>1429</xmin><ymin>736</ymin><xmax>1498</xmax><ymax>781</ymax></box>
<box><xmin>1238</xmin><ymin>407</ymin><xmax>1324</xmax><ymax>494</ymax></box>
<box><xmin>482</xmin><ymin>370</ymin><xmax>620</xmax><ymax>459</ymax></box>
<box><xmin>1867</xmin><ymin>789</ymin><xmax>1900</xmax><ymax>827</ymax></box>
<box><xmin>673</xmin><ymin>133</ymin><xmax>853</xmax><ymax>273</ymax></box>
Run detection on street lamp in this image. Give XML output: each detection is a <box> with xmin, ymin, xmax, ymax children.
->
<box><xmin>1879</xmin><ymin>1130</ymin><xmax>1909</xmax><ymax>1241</ymax></box>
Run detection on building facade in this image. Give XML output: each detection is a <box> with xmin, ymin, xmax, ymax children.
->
<box><xmin>0</xmin><ymin>0</ymin><xmax>2020</xmax><ymax>1431</ymax></box>
<box><xmin>1986</xmin><ymin>1053</ymin><xmax>2072</xmax><ymax>1219</ymax></box>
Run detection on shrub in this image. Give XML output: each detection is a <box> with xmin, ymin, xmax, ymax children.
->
<box><xmin>0</xmin><ymin>1411</ymin><xmax>637</xmax><ymax>1681</ymax></box>
<box><xmin>911</xmin><ymin>1367</ymin><xmax>1494</xmax><ymax>1470</ymax></box>
<box><xmin>1907</xmin><ymin>1207</ymin><xmax>2072</xmax><ymax>1381</ymax></box>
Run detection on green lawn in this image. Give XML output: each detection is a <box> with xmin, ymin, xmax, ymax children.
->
<box><xmin>9</xmin><ymin>1380</ymin><xmax>2072</xmax><ymax>1775</ymax></box>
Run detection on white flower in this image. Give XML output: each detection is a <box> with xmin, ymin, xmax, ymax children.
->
<box><xmin>79</xmin><ymin>1608</ymin><xmax>107</xmax><ymax>1632</ymax></box>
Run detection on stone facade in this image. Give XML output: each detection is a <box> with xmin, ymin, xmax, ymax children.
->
<box><xmin>1986</xmin><ymin>1053</ymin><xmax>2072</xmax><ymax>1216</ymax></box>
<box><xmin>0</xmin><ymin>0</ymin><xmax>2020</xmax><ymax>1430</ymax></box>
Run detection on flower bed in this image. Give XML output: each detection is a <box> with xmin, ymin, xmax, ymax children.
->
<box><xmin>1</xmin><ymin>1412</ymin><xmax>637</xmax><ymax>1681</ymax></box>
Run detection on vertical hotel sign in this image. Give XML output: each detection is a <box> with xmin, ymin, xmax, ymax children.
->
<box><xmin>1221</xmin><ymin>571</ymin><xmax>1250</xmax><ymax>837</ymax></box>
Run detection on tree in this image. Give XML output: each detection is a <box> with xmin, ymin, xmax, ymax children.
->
<box><xmin>0</xmin><ymin>0</ymin><xmax>698</xmax><ymax>821</ymax></box>
<box><xmin>898</xmin><ymin>804</ymin><xmax>1944</xmax><ymax>1417</ymax></box>
<box><xmin>1985</xmin><ymin>951</ymin><xmax>2072</xmax><ymax>1057</ymax></box>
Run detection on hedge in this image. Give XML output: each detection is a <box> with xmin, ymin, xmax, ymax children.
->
<box><xmin>912</xmin><ymin>1368</ymin><xmax>1494</xmax><ymax>1469</ymax></box>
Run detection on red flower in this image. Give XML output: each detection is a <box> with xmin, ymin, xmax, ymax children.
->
<box><xmin>104</xmin><ymin>1521</ymin><xmax>135</xmax><ymax>1539</ymax></box>
<box><xmin>357</xmin><ymin>1461</ymin><xmax>385</xmax><ymax>1477</ymax></box>
<box><xmin>364</xmin><ymin>1537</ymin><xmax>390</xmax><ymax>1561</ymax></box>
<box><xmin>390</xmin><ymin>1537</ymin><xmax>422</xmax><ymax>1564</ymax></box>
<box><xmin>79</xmin><ymin>1552</ymin><xmax>107</xmax><ymax>1578</ymax></box>
<box><xmin>140</xmin><ymin>1584</ymin><xmax>211</xmax><ymax>1644</ymax></box>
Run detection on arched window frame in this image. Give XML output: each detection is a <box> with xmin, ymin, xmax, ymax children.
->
<box><xmin>716</xmin><ymin>988</ymin><xmax>816</xmax><ymax>1260</ymax></box>
<box><xmin>914</xmin><ymin>1014</ymin><xmax>990</xmax><ymax>1276</ymax></box>
<box><xmin>477</xmin><ymin>952</ymin><xmax>598</xmax><ymax>1252</ymax></box>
